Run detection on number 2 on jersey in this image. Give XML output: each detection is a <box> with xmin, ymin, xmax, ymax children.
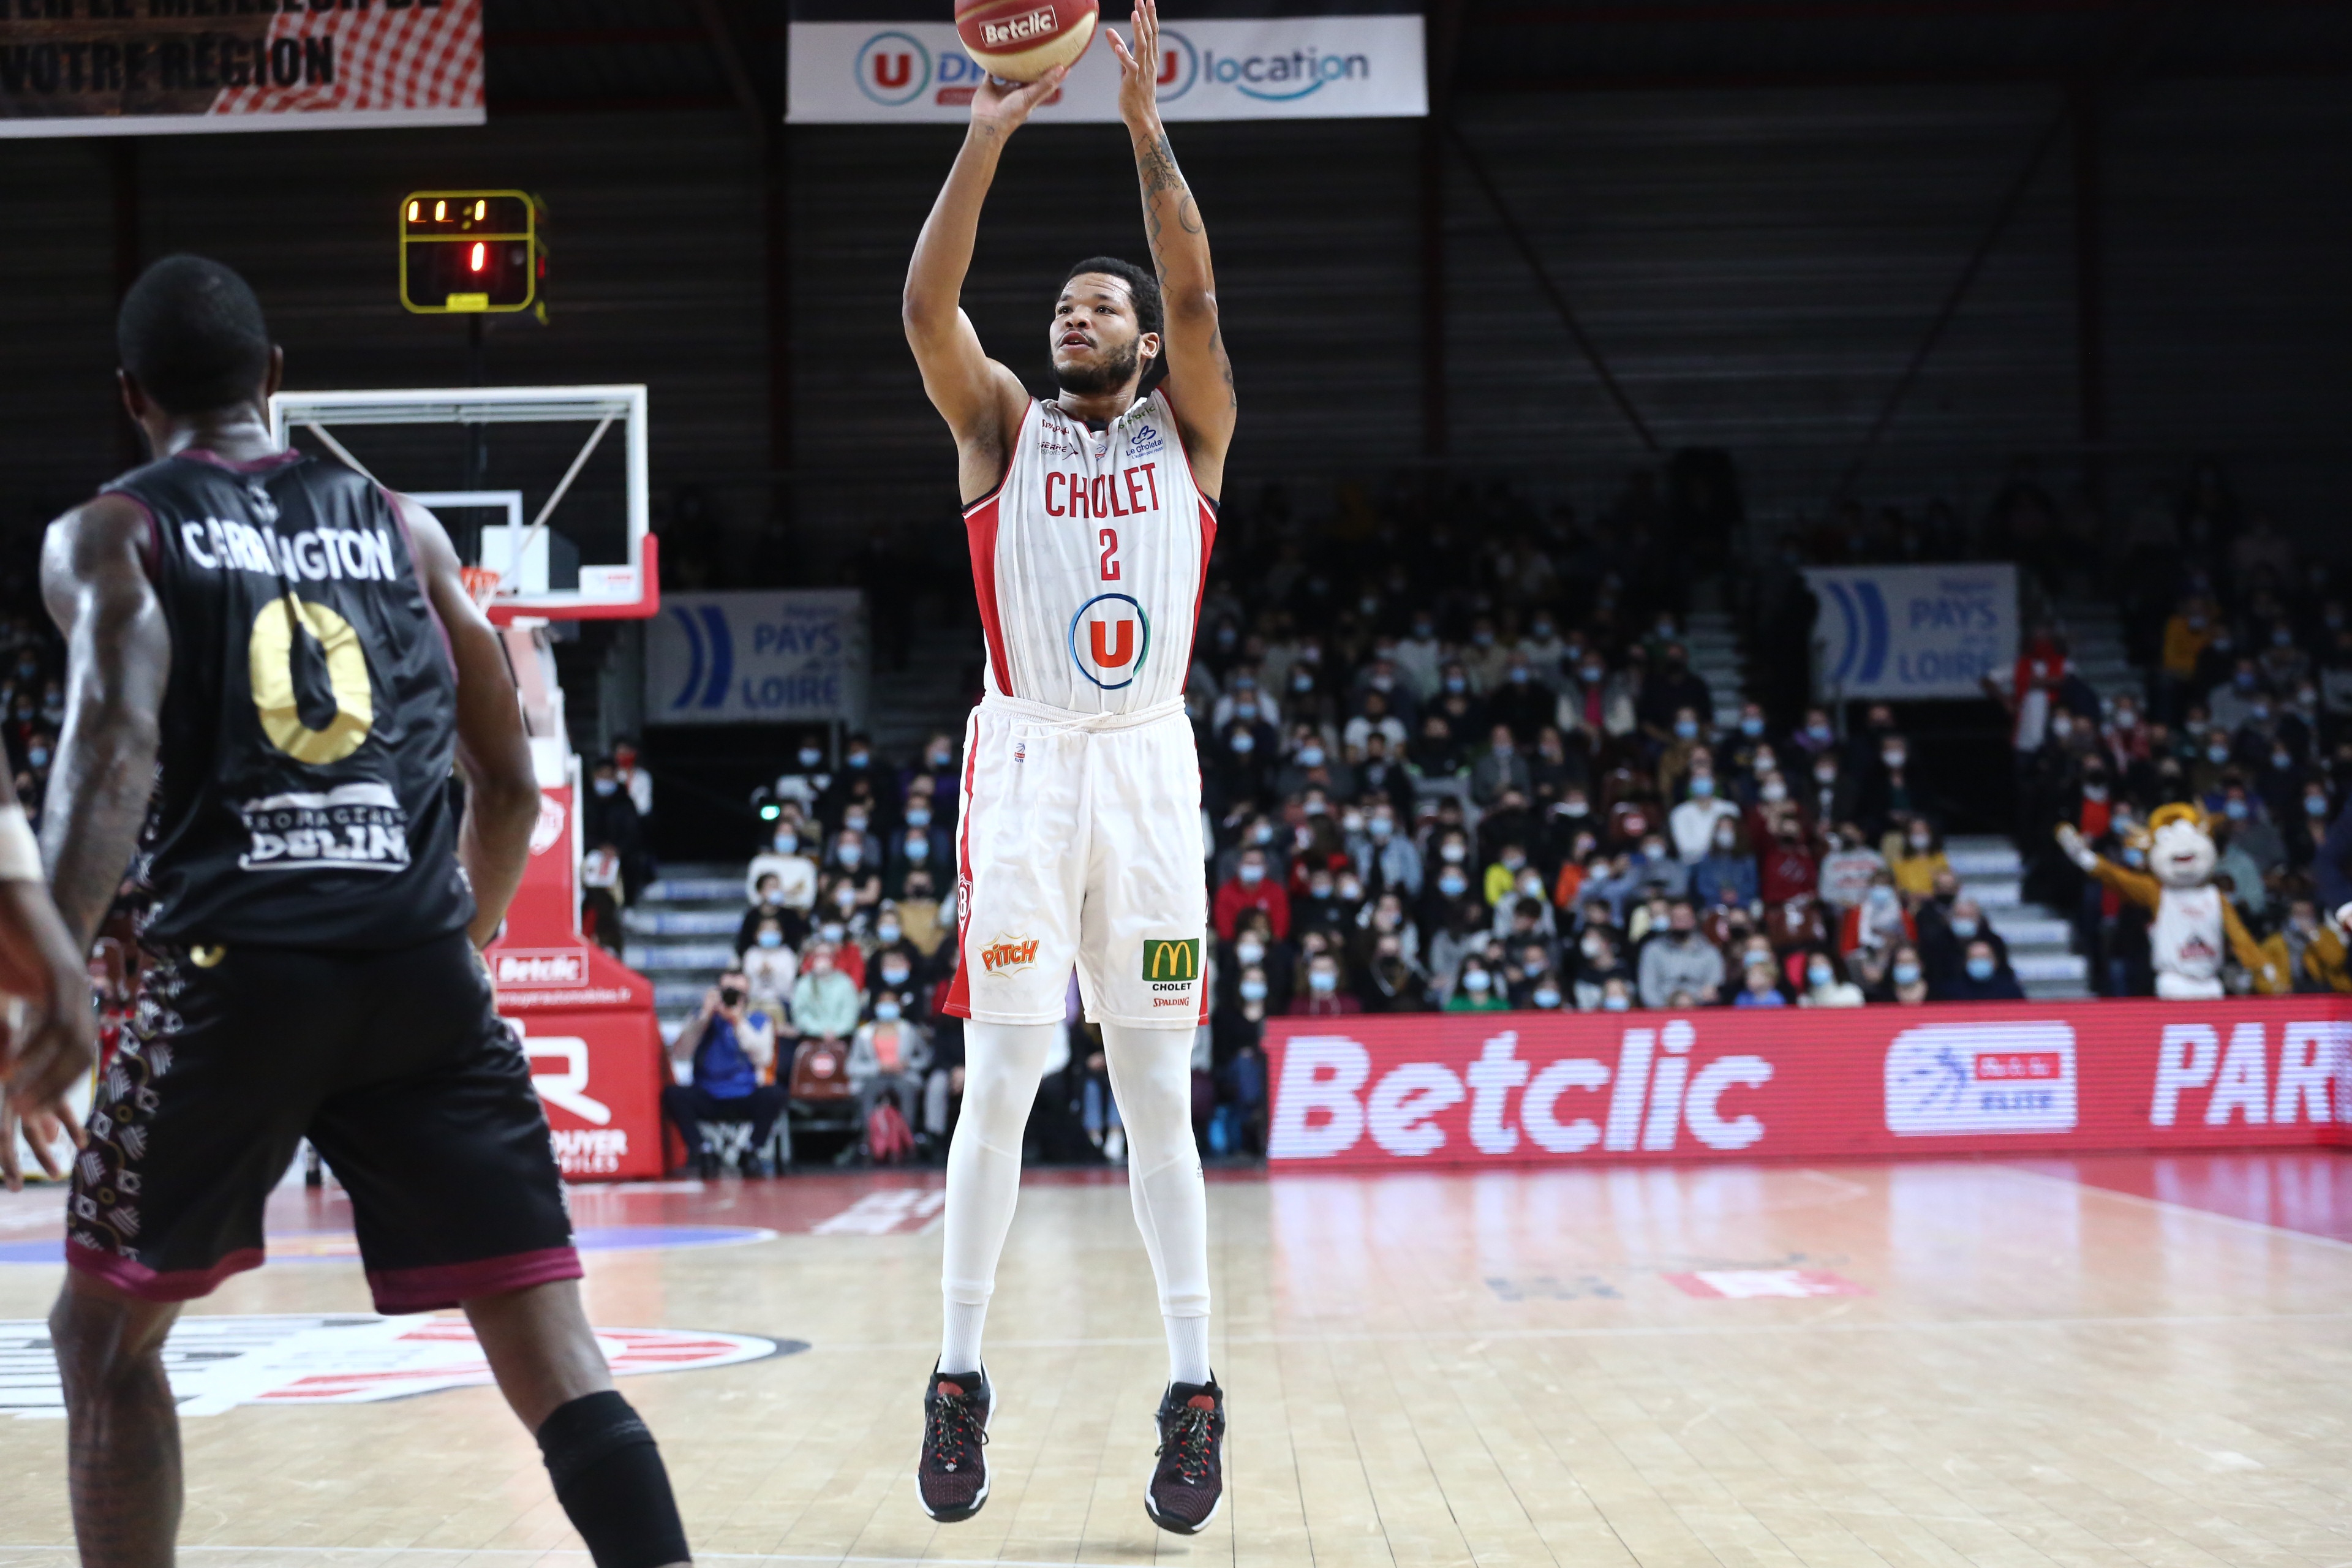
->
<box><xmin>1099</xmin><ymin>528</ymin><xmax>1121</xmax><ymax>582</ymax></box>
<box><xmin>249</xmin><ymin>595</ymin><xmax>375</xmax><ymax>764</ymax></box>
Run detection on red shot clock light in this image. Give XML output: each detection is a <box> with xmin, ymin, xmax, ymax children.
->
<box><xmin>399</xmin><ymin>190</ymin><xmax>545</xmax><ymax>315</ymax></box>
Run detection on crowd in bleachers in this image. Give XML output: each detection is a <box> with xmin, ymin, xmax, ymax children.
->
<box><xmin>2024</xmin><ymin>469</ymin><xmax>2352</xmax><ymax>997</ymax></box>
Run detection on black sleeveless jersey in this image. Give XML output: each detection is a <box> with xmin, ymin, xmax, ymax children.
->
<box><xmin>104</xmin><ymin>449</ymin><xmax>473</xmax><ymax>950</ymax></box>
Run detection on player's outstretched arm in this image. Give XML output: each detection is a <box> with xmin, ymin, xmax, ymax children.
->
<box><xmin>1109</xmin><ymin>0</ymin><xmax>1235</xmax><ymax>497</ymax></box>
<box><xmin>393</xmin><ymin>495</ymin><xmax>541</xmax><ymax>949</ymax></box>
<box><xmin>904</xmin><ymin>66</ymin><xmax>1067</xmax><ymax>502</ymax></box>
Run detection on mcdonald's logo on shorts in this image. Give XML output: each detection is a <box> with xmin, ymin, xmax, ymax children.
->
<box><xmin>1142</xmin><ymin>937</ymin><xmax>1202</xmax><ymax>982</ymax></box>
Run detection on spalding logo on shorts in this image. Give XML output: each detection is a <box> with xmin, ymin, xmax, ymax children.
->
<box><xmin>1068</xmin><ymin>593</ymin><xmax>1150</xmax><ymax>691</ymax></box>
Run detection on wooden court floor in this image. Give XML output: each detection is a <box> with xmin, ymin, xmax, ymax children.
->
<box><xmin>1</xmin><ymin>1152</ymin><xmax>2348</xmax><ymax>1568</ymax></box>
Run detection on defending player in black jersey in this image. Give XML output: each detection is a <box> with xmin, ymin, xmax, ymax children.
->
<box><xmin>11</xmin><ymin>256</ymin><xmax>693</xmax><ymax>1568</ymax></box>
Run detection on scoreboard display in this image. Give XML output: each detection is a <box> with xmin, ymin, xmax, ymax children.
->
<box><xmin>400</xmin><ymin>190</ymin><xmax>544</xmax><ymax>315</ymax></box>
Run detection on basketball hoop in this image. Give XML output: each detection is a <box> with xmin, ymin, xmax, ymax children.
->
<box><xmin>460</xmin><ymin>565</ymin><xmax>503</xmax><ymax>611</ymax></box>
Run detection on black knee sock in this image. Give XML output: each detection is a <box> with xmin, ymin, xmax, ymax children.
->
<box><xmin>535</xmin><ymin>1390</ymin><xmax>690</xmax><ymax>1568</ymax></box>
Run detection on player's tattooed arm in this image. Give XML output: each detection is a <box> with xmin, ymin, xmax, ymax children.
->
<box><xmin>393</xmin><ymin>494</ymin><xmax>541</xmax><ymax>949</ymax></box>
<box><xmin>906</xmin><ymin>65</ymin><xmax>1068</xmax><ymax>503</ymax></box>
<box><xmin>1110</xmin><ymin>0</ymin><xmax>1235</xmax><ymax>496</ymax></box>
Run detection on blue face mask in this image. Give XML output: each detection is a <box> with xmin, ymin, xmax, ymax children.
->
<box><xmin>1689</xmin><ymin>777</ymin><xmax>1715</xmax><ymax>797</ymax></box>
<box><xmin>1741</xmin><ymin>716</ymin><xmax>1765</xmax><ymax>737</ymax></box>
<box><xmin>906</xmin><ymin>840</ymin><xmax>929</xmax><ymax>861</ymax></box>
<box><xmin>1239</xmin><ymin>979</ymin><xmax>1268</xmax><ymax>1002</ymax></box>
<box><xmin>2307</xmin><ymin>794</ymin><xmax>2331</xmax><ymax>816</ymax></box>
<box><xmin>756</xmin><ymin>929</ymin><xmax>783</xmax><ymax>949</ymax></box>
<box><xmin>1439</xmin><ymin>872</ymin><xmax>1468</xmax><ymax>897</ymax></box>
<box><xmin>1509</xmin><ymin>667</ymin><xmax>1530</xmax><ymax>684</ymax></box>
<box><xmin>1966</xmin><ymin>956</ymin><xmax>1997</xmax><ymax>982</ymax></box>
<box><xmin>846</xmin><ymin>752</ymin><xmax>870</xmax><ymax>769</ymax></box>
<box><xmin>1461</xmin><ymin>970</ymin><xmax>1491</xmax><ymax>992</ymax></box>
<box><xmin>592</xmin><ymin>777</ymin><xmax>617</xmax><ymax>796</ymax></box>
<box><xmin>1675</xmin><ymin>720</ymin><xmax>1699</xmax><ymax>740</ymax></box>
<box><xmin>1445</xmin><ymin>676</ymin><xmax>1468</xmax><ymax>695</ymax></box>
<box><xmin>1532</xmin><ymin>986</ymin><xmax>1561</xmax><ymax>1009</ymax></box>
<box><xmin>2225</xmin><ymin>799</ymin><xmax>2250</xmax><ymax>821</ymax></box>
<box><xmin>874</xmin><ymin>1000</ymin><xmax>902</xmax><ymax>1022</ymax></box>
<box><xmin>1950</xmin><ymin>916</ymin><xmax>1980</xmax><ymax>939</ymax></box>
<box><xmin>1232</xmin><ymin>733</ymin><xmax>1256</xmax><ymax>754</ymax></box>
<box><xmin>1298</xmin><ymin>745</ymin><xmax>1325</xmax><ymax>767</ymax></box>
<box><xmin>906</xmin><ymin>807</ymin><xmax>931</xmax><ymax>827</ymax></box>
<box><xmin>1893</xmin><ymin>962</ymin><xmax>1921</xmax><ymax>987</ymax></box>
<box><xmin>1602</xmin><ymin>992</ymin><xmax>1630</xmax><ymax>1012</ymax></box>
<box><xmin>799</xmin><ymin>747</ymin><xmax>823</xmax><ymax>768</ymax></box>
<box><xmin>1308</xmin><ymin>968</ymin><xmax>1338</xmax><ymax>993</ymax></box>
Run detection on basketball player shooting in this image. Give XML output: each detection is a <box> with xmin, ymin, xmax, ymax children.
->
<box><xmin>19</xmin><ymin>257</ymin><xmax>691</xmax><ymax>1568</ymax></box>
<box><xmin>901</xmin><ymin>0</ymin><xmax>1237</xmax><ymax>1534</ymax></box>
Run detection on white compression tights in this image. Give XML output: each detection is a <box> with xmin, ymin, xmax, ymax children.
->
<box><xmin>940</xmin><ymin>1019</ymin><xmax>1211</xmax><ymax>1385</ymax></box>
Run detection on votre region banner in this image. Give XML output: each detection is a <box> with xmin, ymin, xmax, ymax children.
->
<box><xmin>0</xmin><ymin>1</ymin><xmax>484</xmax><ymax>139</ymax></box>
<box><xmin>788</xmin><ymin>0</ymin><xmax>1425</xmax><ymax>124</ymax></box>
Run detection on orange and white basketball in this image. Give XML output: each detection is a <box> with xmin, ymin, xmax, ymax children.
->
<box><xmin>954</xmin><ymin>0</ymin><xmax>1099</xmax><ymax>82</ymax></box>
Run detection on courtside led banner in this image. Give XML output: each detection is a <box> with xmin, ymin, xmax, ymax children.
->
<box><xmin>0</xmin><ymin>2</ymin><xmax>483</xmax><ymax>138</ymax></box>
<box><xmin>1264</xmin><ymin>1000</ymin><xmax>2352</xmax><ymax>1170</ymax></box>
<box><xmin>789</xmin><ymin>6</ymin><xmax>1425</xmax><ymax>123</ymax></box>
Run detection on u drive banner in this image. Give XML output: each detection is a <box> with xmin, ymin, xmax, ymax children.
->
<box><xmin>1805</xmin><ymin>563</ymin><xmax>2018</xmax><ymax>701</ymax></box>
<box><xmin>1264</xmin><ymin>999</ymin><xmax>2352</xmax><ymax>1170</ymax></box>
<box><xmin>647</xmin><ymin>589</ymin><xmax>870</xmax><ymax>727</ymax></box>
<box><xmin>788</xmin><ymin>0</ymin><xmax>1425</xmax><ymax>123</ymax></box>
<box><xmin>0</xmin><ymin>1</ymin><xmax>483</xmax><ymax>138</ymax></box>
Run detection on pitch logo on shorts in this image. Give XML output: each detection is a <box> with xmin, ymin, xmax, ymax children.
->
<box><xmin>981</xmin><ymin>935</ymin><xmax>1039</xmax><ymax>975</ymax></box>
<box><xmin>1069</xmin><ymin>593</ymin><xmax>1150</xmax><ymax>690</ymax></box>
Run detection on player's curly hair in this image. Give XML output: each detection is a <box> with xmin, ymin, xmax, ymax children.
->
<box><xmin>1063</xmin><ymin>256</ymin><xmax>1163</xmax><ymax>338</ymax></box>
<box><xmin>118</xmin><ymin>254</ymin><xmax>271</xmax><ymax>415</ymax></box>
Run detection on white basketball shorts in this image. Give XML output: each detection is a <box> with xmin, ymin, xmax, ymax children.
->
<box><xmin>943</xmin><ymin>693</ymin><xmax>1207</xmax><ymax>1030</ymax></box>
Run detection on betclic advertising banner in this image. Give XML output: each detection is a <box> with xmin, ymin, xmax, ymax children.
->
<box><xmin>1805</xmin><ymin>563</ymin><xmax>2018</xmax><ymax>701</ymax></box>
<box><xmin>1264</xmin><ymin>1000</ymin><xmax>2352</xmax><ymax>1170</ymax></box>
<box><xmin>0</xmin><ymin>1</ymin><xmax>484</xmax><ymax>138</ymax></box>
<box><xmin>787</xmin><ymin>0</ymin><xmax>1426</xmax><ymax>123</ymax></box>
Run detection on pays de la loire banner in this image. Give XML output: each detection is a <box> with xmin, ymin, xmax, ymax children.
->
<box><xmin>0</xmin><ymin>1</ymin><xmax>483</xmax><ymax>138</ymax></box>
<box><xmin>1265</xmin><ymin>998</ymin><xmax>2352</xmax><ymax>1170</ymax></box>
<box><xmin>1806</xmin><ymin>563</ymin><xmax>2018</xmax><ymax>701</ymax></box>
<box><xmin>647</xmin><ymin>589</ymin><xmax>870</xmax><ymax>728</ymax></box>
<box><xmin>789</xmin><ymin>0</ymin><xmax>1425</xmax><ymax>124</ymax></box>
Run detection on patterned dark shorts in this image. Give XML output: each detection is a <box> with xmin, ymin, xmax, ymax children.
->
<box><xmin>68</xmin><ymin>932</ymin><xmax>579</xmax><ymax>1313</ymax></box>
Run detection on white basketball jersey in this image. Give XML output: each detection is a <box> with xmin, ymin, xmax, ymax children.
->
<box><xmin>963</xmin><ymin>390</ymin><xmax>1215</xmax><ymax>715</ymax></box>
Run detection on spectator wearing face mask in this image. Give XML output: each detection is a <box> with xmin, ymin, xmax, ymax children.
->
<box><xmin>1444</xmin><ymin>957</ymin><xmax>1509</xmax><ymax>1012</ymax></box>
<box><xmin>1931</xmin><ymin>938</ymin><xmax>2026</xmax><ymax>1001</ymax></box>
<box><xmin>827</xmin><ymin>827</ymin><xmax>883</xmax><ymax>911</ymax></box>
<box><xmin>582</xmin><ymin>842</ymin><xmax>625</xmax><ymax>954</ymax></box>
<box><xmin>1669</xmin><ymin>763</ymin><xmax>1741</xmax><ymax>865</ymax></box>
<box><xmin>1485</xmin><ymin>654</ymin><xmax>1556</xmax><ymax>744</ymax></box>
<box><xmin>739</xmin><ymin>914</ymin><xmax>799</xmax><ymax>1009</ymax></box>
<box><xmin>1692</xmin><ymin>819</ymin><xmax>1757</xmax><ymax>909</ymax></box>
<box><xmin>1888</xmin><ymin>818</ymin><xmax>1950</xmax><ymax>898</ymax></box>
<box><xmin>2207</xmin><ymin>657</ymin><xmax>2267</xmax><ymax>734</ymax></box>
<box><xmin>1212</xmin><ymin>666</ymin><xmax>1281</xmax><ymax>737</ymax></box>
<box><xmin>899</xmin><ymin>733</ymin><xmax>960</xmax><ymax>825</ymax></box>
<box><xmin>1638</xmin><ymin>643</ymin><xmax>1713</xmax><ymax>747</ymax></box>
<box><xmin>583</xmin><ymin>757</ymin><xmax>647</xmax><ymax>901</ymax></box>
<box><xmin>746</xmin><ymin>821</ymin><xmax>821</xmax><ymax>910</ymax></box>
<box><xmin>1213</xmin><ymin>846</ymin><xmax>1292</xmax><ymax>941</ymax></box>
<box><xmin>1288</xmin><ymin>951</ymin><xmax>1361</xmax><ymax>1016</ymax></box>
<box><xmin>1857</xmin><ymin>731</ymin><xmax>1917</xmax><ymax>842</ymax></box>
<box><xmin>774</xmin><ymin>737</ymin><xmax>834</xmax><ymax>817</ymax></box>
<box><xmin>1481</xmin><ymin>840</ymin><xmax>1534</xmax><ymax>909</ymax></box>
<box><xmin>1343</xmin><ymin>689</ymin><xmax>1411</xmax><ymax>758</ymax></box>
<box><xmin>611</xmin><ymin>739</ymin><xmax>654</xmax><ymax>823</ymax></box>
<box><xmin>1471</xmin><ymin>724</ymin><xmax>1531</xmax><ymax>806</ymax></box>
<box><xmin>2214</xmin><ymin>781</ymin><xmax>2286</xmax><ymax>875</ymax></box>
<box><xmin>663</xmin><ymin>971</ymin><xmax>786</xmax><ymax>1178</ymax></box>
<box><xmin>816</xmin><ymin>732</ymin><xmax>880</xmax><ymax>819</ymax></box>
<box><xmin>1755</xmin><ymin>813</ymin><xmax>1819</xmax><ymax>908</ymax></box>
<box><xmin>1885</xmin><ymin>944</ymin><xmax>1931</xmax><ymax>1005</ymax></box>
<box><xmin>1838</xmin><ymin>872</ymin><xmax>1914</xmax><ymax>965</ymax></box>
<box><xmin>790</xmin><ymin>940</ymin><xmax>862</xmax><ymax>1045</ymax></box>
<box><xmin>805</xmin><ymin>890</ymin><xmax>867</xmax><ymax>987</ymax></box>
<box><xmin>1795</xmin><ymin>948</ymin><xmax>1864</xmax><ymax>1007</ymax></box>
<box><xmin>849</xmin><ymin>989</ymin><xmax>932</xmax><ymax>1145</ymax></box>
<box><xmin>1806</xmin><ymin>752</ymin><xmax>1858</xmax><ymax>831</ymax></box>
<box><xmin>884</xmin><ymin>822</ymin><xmax>944</xmax><ymax>897</ymax></box>
<box><xmin>1637</xmin><ymin>898</ymin><xmax>1724</xmax><ymax>1008</ymax></box>
<box><xmin>1732</xmin><ymin>959</ymin><xmax>1786</xmax><ymax>1008</ymax></box>
<box><xmin>1349</xmin><ymin>802</ymin><xmax>1423</xmax><ymax>900</ymax></box>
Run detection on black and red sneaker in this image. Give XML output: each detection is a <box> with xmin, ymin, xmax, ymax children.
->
<box><xmin>1145</xmin><ymin>1377</ymin><xmax>1226</xmax><ymax>1534</ymax></box>
<box><xmin>916</xmin><ymin>1364</ymin><xmax>994</xmax><ymax>1522</ymax></box>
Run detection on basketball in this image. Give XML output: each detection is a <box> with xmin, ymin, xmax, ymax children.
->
<box><xmin>955</xmin><ymin>0</ymin><xmax>1099</xmax><ymax>83</ymax></box>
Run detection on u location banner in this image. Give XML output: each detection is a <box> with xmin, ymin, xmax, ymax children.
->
<box><xmin>1805</xmin><ymin>563</ymin><xmax>2018</xmax><ymax>701</ymax></box>
<box><xmin>788</xmin><ymin>0</ymin><xmax>1425</xmax><ymax>124</ymax></box>
<box><xmin>647</xmin><ymin>589</ymin><xmax>871</xmax><ymax>727</ymax></box>
<box><xmin>0</xmin><ymin>1</ymin><xmax>483</xmax><ymax>138</ymax></box>
<box><xmin>1264</xmin><ymin>999</ymin><xmax>2352</xmax><ymax>1170</ymax></box>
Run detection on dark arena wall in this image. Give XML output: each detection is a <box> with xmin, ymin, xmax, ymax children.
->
<box><xmin>0</xmin><ymin>75</ymin><xmax>2345</xmax><ymax>574</ymax></box>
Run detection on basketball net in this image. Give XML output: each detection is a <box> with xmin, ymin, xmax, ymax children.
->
<box><xmin>460</xmin><ymin>565</ymin><xmax>503</xmax><ymax>611</ymax></box>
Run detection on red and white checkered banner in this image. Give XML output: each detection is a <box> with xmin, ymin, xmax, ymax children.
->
<box><xmin>0</xmin><ymin>2</ymin><xmax>483</xmax><ymax>139</ymax></box>
<box><xmin>1265</xmin><ymin>998</ymin><xmax>2352</xmax><ymax>1170</ymax></box>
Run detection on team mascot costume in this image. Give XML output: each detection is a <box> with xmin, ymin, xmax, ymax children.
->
<box><xmin>2056</xmin><ymin>802</ymin><xmax>2279</xmax><ymax>998</ymax></box>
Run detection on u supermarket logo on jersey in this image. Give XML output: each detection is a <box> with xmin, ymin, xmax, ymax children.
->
<box><xmin>1069</xmin><ymin>593</ymin><xmax>1150</xmax><ymax>690</ymax></box>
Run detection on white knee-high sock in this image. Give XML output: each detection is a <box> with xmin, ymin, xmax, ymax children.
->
<box><xmin>1099</xmin><ymin>1022</ymin><xmax>1212</xmax><ymax>1386</ymax></box>
<box><xmin>939</xmin><ymin>1020</ymin><xmax>1058</xmax><ymax>1373</ymax></box>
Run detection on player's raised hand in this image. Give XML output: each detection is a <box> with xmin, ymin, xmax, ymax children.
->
<box><xmin>970</xmin><ymin>64</ymin><xmax>1068</xmax><ymax>137</ymax></box>
<box><xmin>1108</xmin><ymin>0</ymin><xmax>1161</xmax><ymax>125</ymax></box>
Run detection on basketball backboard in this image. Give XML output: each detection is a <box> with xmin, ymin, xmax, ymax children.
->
<box><xmin>267</xmin><ymin>385</ymin><xmax>657</xmax><ymax>624</ymax></box>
